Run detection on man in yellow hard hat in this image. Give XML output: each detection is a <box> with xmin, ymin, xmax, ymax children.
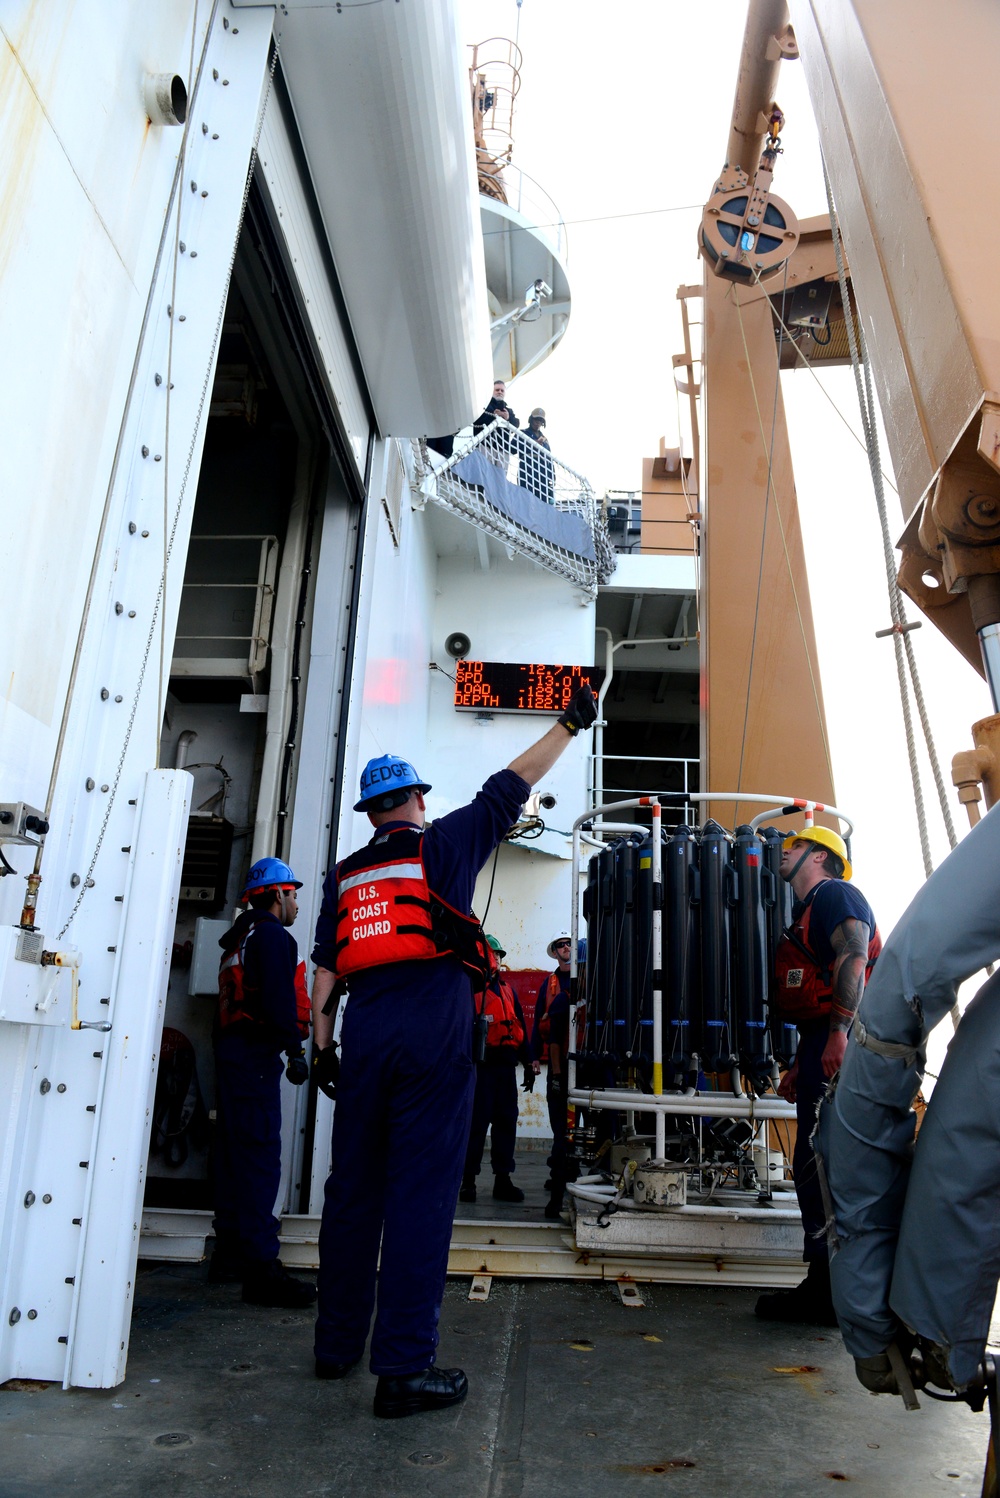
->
<box><xmin>756</xmin><ymin>826</ymin><xmax>881</xmax><ymax>1326</ymax></box>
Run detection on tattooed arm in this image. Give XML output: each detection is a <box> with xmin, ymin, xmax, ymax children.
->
<box><xmin>821</xmin><ymin>918</ymin><xmax>871</xmax><ymax>1077</ymax></box>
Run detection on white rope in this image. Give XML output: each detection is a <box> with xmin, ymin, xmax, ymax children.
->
<box><xmin>822</xmin><ymin>160</ymin><xmax>960</xmax><ymax>876</ymax></box>
<box><xmin>860</xmin><ymin>354</ymin><xmax>958</xmax><ymax>851</ymax></box>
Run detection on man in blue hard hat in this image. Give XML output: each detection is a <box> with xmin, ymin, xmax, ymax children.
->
<box><xmin>310</xmin><ymin>686</ymin><xmax>597</xmax><ymax>1418</ymax></box>
<box><xmin>211</xmin><ymin>857</ymin><xmax>317</xmax><ymax>1309</ymax></box>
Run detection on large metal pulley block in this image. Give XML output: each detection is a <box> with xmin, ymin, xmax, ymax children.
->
<box><xmin>700</xmin><ymin>186</ymin><xmax>799</xmax><ymax>283</ymax></box>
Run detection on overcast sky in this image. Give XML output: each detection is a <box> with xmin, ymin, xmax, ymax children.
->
<box><xmin>459</xmin><ymin>2</ymin><xmax>992</xmax><ymax>1043</ymax></box>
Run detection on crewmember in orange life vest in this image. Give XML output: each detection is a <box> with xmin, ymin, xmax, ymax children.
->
<box><xmin>211</xmin><ymin>857</ymin><xmax>317</xmax><ymax>1309</ymax></box>
<box><xmin>755</xmin><ymin>827</ymin><xmax>881</xmax><ymax>1327</ymax></box>
<box><xmin>530</xmin><ymin>931</ymin><xmax>577</xmax><ymax>1218</ymax></box>
<box><xmin>310</xmin><ymin>684</ymin><xmax>597</xmax><ymax>1419</ymax></box>
<box><xmin>529</xmin><ymin>932</ymin><xmax>572</xmax><ymax>1129</ymax></box>
<box><xmin>459</xmin><ymin>934</ymin><xmax>531</xmax><ymax>1205</ymax></box>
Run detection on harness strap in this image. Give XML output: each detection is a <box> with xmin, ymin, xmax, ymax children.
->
<box><xmin>781</xmin><ymin>924</ymin><xmax>832</xmax><ymax>985</ymax></box>
<box><xmin>886</xmin><ymin>1340</ymin><xmax>921</xmax><ymax>1412</ymax></box>
<box><xmin>853</xmin><ymin>1020</ymin><xmax>920</xmax><ymax>1066</ymax></box>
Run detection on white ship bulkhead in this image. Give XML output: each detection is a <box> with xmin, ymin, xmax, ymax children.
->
<box><xmin>0</xmin><ymin>0</ymin><xmax>595</xmax><ymax>1388</ymax></box>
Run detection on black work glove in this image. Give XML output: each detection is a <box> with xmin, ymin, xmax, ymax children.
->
<box><xmin>313</xmin><ymin>1044</ymin><xmax>341</xmax><ymax>1100</ymax></box>
<box><xmin>285</xmin><ymin>1050</ymin><xmax>309</xmax><ymax>1086</ymax></box>
<box><xmin>558</xmin><ymin>684</ymin><xmax>598</xmax><ymax>736</ymax></box>
<box><xmin>521</xmin><ymin>1068</ymin><xmax>535</xmax><ymax>1093</ymax></box>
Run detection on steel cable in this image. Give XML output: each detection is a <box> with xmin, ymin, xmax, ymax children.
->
<box><xmin>820</xmin><ymin>164</ymin><xmax>940</xmax><ymax>874</ymax></box>
<box><xmin>822</xmin><ymin>159</ymin><xmax>957</xmax><ymax>874</ymax></box>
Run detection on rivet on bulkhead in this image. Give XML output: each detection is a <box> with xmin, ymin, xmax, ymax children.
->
<box><xmin>85</xmin><ymin>779</ymin><xmax>95</xmax><ymax>792</ymax></box>
<box><xmin>128</xmin><ymin>522</ymin><xmax>137</xmax><ymax>534</ymax></box>
<box><xmin>100</xmin><ymin>688</ymin><xmax>109</xmax><ymax>701</ymax></box>
<box><xmin>115</xmin><ymin>602</ymin><xmax>123</xmax><ymax>615</ymax></box>
<box><xmin>154</xmin><ymin>373</ymin><xmax>162</xmax><ymax>386</ymax></box>
<box><xmin>141</xmin><ymin>445</ymin><xmax>149</xmax><ymax>458</ymax></box>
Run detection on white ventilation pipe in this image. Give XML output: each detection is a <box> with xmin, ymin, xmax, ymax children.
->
<box><xmin>174</xmin><ymin>729</ymin><xmax>197</xmax><ymax>771</ymax></box>
<box><xmin>143</xmin><ymin>73</ymin><xmax>188</xmax><ymax>128</ymax></box>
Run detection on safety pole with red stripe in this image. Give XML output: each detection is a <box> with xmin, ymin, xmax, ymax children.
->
<box><xmin>649</xmin><ymin>797</ymin><xmax>665</xmax><ymax>1160</ymax></box>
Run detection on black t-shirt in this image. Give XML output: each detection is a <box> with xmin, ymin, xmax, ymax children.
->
<box><xmin>793</xmin><ymin>880</ymin><xmax>876</xmax><ymax>969</ymax></box>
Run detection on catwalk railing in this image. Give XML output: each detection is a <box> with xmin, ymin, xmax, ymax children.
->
<box><xmin>413</xmin><ymin>418</ymin><xmax>616</xmax><ymax>596</ymax></box>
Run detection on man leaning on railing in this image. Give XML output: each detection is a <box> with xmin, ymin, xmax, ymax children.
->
<box><xmin>517</xmin><ymin>407</ymin><xmax>554</xmax><ymax>504</ymax></box>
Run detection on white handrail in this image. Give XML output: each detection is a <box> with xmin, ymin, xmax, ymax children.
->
<box><xmin>413</xmin><ymin>420</ymin><xmax>616</xmax><ymax>594</ymax></box>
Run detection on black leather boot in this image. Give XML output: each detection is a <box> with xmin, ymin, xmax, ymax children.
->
<box><xmin>492</xmin><ymin>1173</ymin><xmax>524</xmax><ymax>1202</ymax></box>
<box><xmin>755</xmin><ymin>1258</ymin><xmax>837</xmax><ymax>1326</ymax></box>
<box><xmin>242</xmin><ymin>1261</ymin><xmax>318</xmax><ymax>1308</ymax></box>
<box><xmin>374</xmin><ymin>1366</ymin><xmax>468</xmax><ymax>1419</ymax></box>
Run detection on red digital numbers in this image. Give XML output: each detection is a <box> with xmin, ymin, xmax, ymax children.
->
<box><xmin>453</xmin><ymin>661</ymin><xmax>598</xmax><ymax>713</ymax></box>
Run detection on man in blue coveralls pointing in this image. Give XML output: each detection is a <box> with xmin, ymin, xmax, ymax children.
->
<box><xmin>310</xmin><ymin>686</ymin><xmax>596</xmax><ymax>1418</ymax></box>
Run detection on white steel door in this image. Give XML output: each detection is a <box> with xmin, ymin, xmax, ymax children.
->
<box><xmin>0</xmin><ymin>2</ymin><xmax>276</xmax><ymax>1388</ymax></box>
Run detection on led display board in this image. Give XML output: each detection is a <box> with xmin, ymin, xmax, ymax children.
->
<box><xmin>453</xmin><ymin>661</ymin><xmax>604</xmax><ymax>714</ymax></box>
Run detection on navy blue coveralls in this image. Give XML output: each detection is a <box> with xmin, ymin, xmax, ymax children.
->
<box><xmin>530</xmin><ymin>968</ymin><xmax>571</xmax><ymax>1155</ymax></box>
<box><xmin>213</xmin><ymin>910</ymin><xmax>303</xmax><ymax>1267</ymax></box>
<box><xmin>311</xmin><ymin>769</ymin><xmax>529</xmax><ymax>1376</ymax></box>
<box><xmin>463</xmin><ymin>979</ymin><xmax>529</xmax><ymax>1184</ymax></box>
<box><xmin>786</xmin><ymin>879</ymin><xmax>876</xmax><ymax>1264</ymax></box>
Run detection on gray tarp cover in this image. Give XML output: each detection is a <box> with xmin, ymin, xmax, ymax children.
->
<box><xmin>818</xmin><ymin>804</ymin><xmax>1000</xmax><ymax>1379</ymax></box>
<box><xmin>892</xmin><ymin>971</ymin><xmax>1000</xmax><ymax>1387</ymax></box>
<box><xmin>451</xmin><ymin>450</ymin><xmax>596</xmax><ymax>561</ymax></box>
